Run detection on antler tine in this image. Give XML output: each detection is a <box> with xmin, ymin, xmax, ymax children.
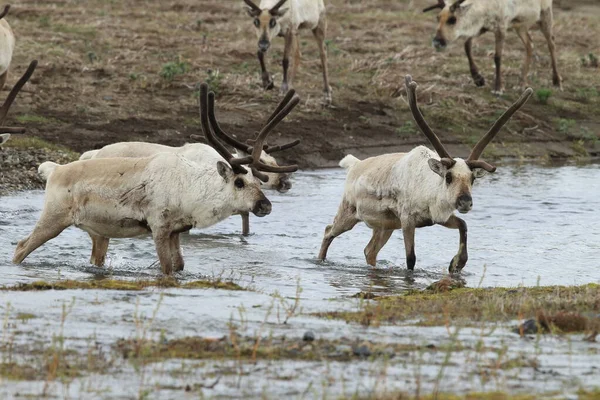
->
<box><xmin>265</xmin><ymin>89</ymin><xmax>295</xmax><ymax>125</ymax></box>
<box><xmin>251</xmin><ymin>94</ymin><xmax>300</xmax><ymax>162</ymax></box>
<box><xmin>264</xmin><ymin>139</ymin><xmax>300</xmax><ymax>154</ymax></box>
<box><xmin>243</xmin><ymin>0</ymin><xmax>261</xmax><ymax>13</ymax></box>
<box><xmin>207</xmin><ymin>91</ymin><xmax>252</xmax><ymax>154</ymax></box>
<box><xmin>199</xmin><ymin>83</ymin><xmax>248</xmax><ymax>174</ymax></box>
<box><xmin>0</xmin><ymin>60</ymin><xmax>37</xmax><ymax>125</ymax></box>
<box><xmin>468</xmin><ymin>87</ymin><xmax>533</xmax><ymax>161</ymax></box>
<box><xmin>0</xmin><ymin>5</ymin><xmax>10</xmax><ymax>20</ymax></box>
<box><xmin>423</xmin><ymin>0</ymin><xmax>445</xmax><ymax>13</ymax></box>
<box><xmin>270</xmin><ymin>0</ymin><xmax>288</xmax><ymax>14</ymax></box>
<box><xmin>405</xmin><ymin>75</ymin><xmax>453</xmax><ymax>160</ymax></box>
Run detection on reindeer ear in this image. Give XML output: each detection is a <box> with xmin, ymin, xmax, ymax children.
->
<box><xmin>0</xmin><ymin>134</ymin><xmax>10</xmax><ymax>145</ymax></box>
<box><xmin>217</xmin><ymin>161</ymin><xmax>234</xmax><ymax>182</ymax></box>
<box><xmin>472</xmin><ymin>168</ymin><xmax>488</xmax><ymax>179</ymax></box>
<box><xmin>451</xmin><ymin>1</ymin><xmax>471</xmax><ymax>14</ymax></box>
<box><xmin>428</xmin><ymin>159</ymin><xmax>447</xmax><ymax>177</ymax></box>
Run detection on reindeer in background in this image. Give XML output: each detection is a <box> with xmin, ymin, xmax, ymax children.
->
<box><xmin>318</xmin><ymin>76</ymin><xmax>532</xmax><ymax>272</ymax></box>
<box><xmin>424</xmin><ymin>0</ymin><xmax>562</xmax><ymax>94</ymax></box>
<box><xmin>243</xmin><ymin>0</ymin><xmax>332</xmax><ymax>105</ymax></box>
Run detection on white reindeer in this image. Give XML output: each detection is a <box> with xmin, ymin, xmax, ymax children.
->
<box><xmin>318</xmin><ymin>76</ymin><xmax>532</xmax><ymax>272</ymax></box>
<box><xmin>13</xmin><ymin>84</ymin><xmax>300</xmax><ymax>274</ymax></box>
<box><xmin>0</xmin><ymin>5</ymin><xmax>14</xmax><ymax>91</ymax></box>
<box><xmin>0</xmin><ymin>60</ymin><xmax>38</xmax><ymax>146</ymax></box>
<box><xmin>78</xmin><ymin>91</ymin><xmax>300</xmax><ymax>236</ymax></box>
<box><xmin>243</xmin><ymin>0</ymin><xmax>332</xmax><ymax>104</ymax></box>
<box><xmin>424</xmin><ymin>0</ymin><xmax>561</xmax><ymax>94</ymax></box>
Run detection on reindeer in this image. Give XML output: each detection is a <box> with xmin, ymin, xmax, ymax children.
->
<box><xmin>0</xmin><ymin>5</ymin><xmax>14</xmax><ymax>91</ymax></box>
<box><xmin>423</xmin><ymin>0</ymin><xmax>561</xmax><ymax>94</ymax></box>
<box><xmin>0</xmin><ymin>60</ymin><xmax>38</xmax><ymax>147</ymax></box>
<box><xmin>243</xmin><ymin>0</ymin><xmax>332</xmax><ymax>104</ymax></box>
<box><xmin>78</xmin><ymin>91</ymin><xmax>300</xmax><ymax>236</ymax></box>
<box><xmin>318</xmin><ymin>76</ymin><xmax>532</xmax><ymax>272</ymax></box>
<box><xmin>13</xmin><ymin>84</ymin><xmax>300</xmax><ymax>274</ymax></box>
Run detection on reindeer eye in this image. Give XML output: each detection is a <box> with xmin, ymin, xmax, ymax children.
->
<box><xmin>447</xmin><ymin>16</ymin><xmax>457</xmax><ymax>25</ymax></box>
<box><xmin>445</xmin><ymin>173</ymin><xmax>453</xmax><ymax>184</ymax></box>
<box><xmin>269</xmin><ymin>18</ymin><xmax>276</xmax><ymax>28</ymax></box>
<box><xmin>234</xmin><ymin>178</ymin><xmax>245</xmax><ymax>189</ymax></box>
<box><xmin>254</xmin><ymin>18</ymin><xmax>260</xmax><ymax>27</ymax></box>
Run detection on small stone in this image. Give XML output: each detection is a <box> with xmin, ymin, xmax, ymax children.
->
<box><xmin>185</xmin><ymin>384</ymin><xmax>192</xmax><ymax>392</ymax></box>
<box><xmin>302</xmin><ymin>331</ymin><xmax>315</xmax><ymax>342</ymax></box>
<box><xmin>353</xmin><ymin>344</ymin><xmax>371</xmax><ymax>358</ymax></box>
<box><xmin>425</xmin><ymin>343</ymin><xmax>437</xmax><ymax>349</ymax></box>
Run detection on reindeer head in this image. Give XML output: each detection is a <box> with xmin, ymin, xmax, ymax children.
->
<box><xmin>405</xmin><ymin>75</ymin><xmax>532</xmax><ymax>213</ymax></box>
<box><xmin>199</xmin><ymin>83</ymin><xmax>299</xmax><ymax>217</ymax></box>
<box><xmin>423</xmin><ymin>0</ymin><xmax>472</xmax><ymax>50</ymax></box>
<box><xmin>0</xmin><ymin>60</ymin><xmax>38</xmax><ymax>146</ymax></box>
<box><xmin>243</xmin><ymin>0</ymin><xmax>289</xmax><ymax>53</ymax></box>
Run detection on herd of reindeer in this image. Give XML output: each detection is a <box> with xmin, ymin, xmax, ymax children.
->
<box><xmin>0</xmin><ymin>0</ymin><xmax>566</xmax><ymax>275</ymax></box>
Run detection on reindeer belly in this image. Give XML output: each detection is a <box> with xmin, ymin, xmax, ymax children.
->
<box><xmin>356</xmin><ymin>197</ymin><xmax>402</xmax><ymax>230</ymax></box>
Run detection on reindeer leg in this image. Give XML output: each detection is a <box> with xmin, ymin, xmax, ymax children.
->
<box><xmin>364</xmin><ymin>228</ymin><xmax>393</xmax><ymax>267</ymax></box>
<box><xmin>152</xmin><ymin>228</ymin><xmax>174</xmax><ymax>275</ymax></box>
<box><xmin>241</xmin><ymin>212</ymin><xmax>250</xmax><ymax>236</ymax></box>
<box><xmin>313</xmin><ymin>17</ymin><xmax>332</xmax><ymax>105</ymax></box>
<box><xmin>402</xmin><ymin>224</ymin><xmax>417</xmax><ymax>270</ymax></box>
<box><xmin>465</xmin><ymin>38</ymin><xmax>485</xmax><ymax>87</ymax></box>
<box><xmin>257</xmin><ymin>50</ymin><xmax>274</xmax><ymax>90</ymax></box>
<box><xmin>281</xmin><ymin>31</ymin><xmax>294</xmax><ymax>94</ymax></box>
<box><xmin>318</xmin><ymin>201</ymin><xmax>358</xmax><ymax>261</ymax></box>
<box><xmin>439</xmin><ymin>215</ymin><xmax>468</xmax><ymax>273</ymax></box>
<box><xmin>89</xmin><ymin>234</ymin><xmax>110</xmax><ymax>267</ymax></box>
<box><xmin>539</xmin><ymin>8</ymin><xmax>562</xmax><ymax>89</ymax></box>
<box><xmin>492</xmin><ymin>30</ymin><xmax>505</xmax><ymax>95</ymax></box>
<box><xmin>13</xmin><ymin>211</ymin><xmax>71</xmax><ymax>264</ymax></box>
<box><xmin>170</xmin><ymin>233</ymin><xmax>184</xmax><ymax>272</ymax></box>
<box><xmin>515</xmin><ymin>28</ymin><xmax>533</xmax><ymax>88</ymax></box>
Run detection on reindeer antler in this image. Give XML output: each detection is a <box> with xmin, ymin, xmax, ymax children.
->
<box><xmin>203</xmin><ymin>83</ymin><xmax>300</xmax><ymax>182</ymax></box>
<box><xmin>243</xmin><ymin>0</ymin><xmax>261</xmax><ymax>14</ymax></box>
<box><xmin>269</xmin><ymin>0</ymin><xmax>288</xmax><ymax>15</ymax></box>
<box><xmin>0</xmin><ymin>4</ymin><xmax>10</xmax><ymax>20</ymax></box>
<box><xmin>405</xmin><ymin>75</ymin><xmax>455</xmax><ymax>167</ymax></box>
<box><xmin>466</xmin><ymin>88</ymin><xmax>533</xmax><ymax>172</ymax></box>
<box><xmin>0</xmin><ymin>60</ymin><xmax>38</xmax><ymax>134</ymax></box>
<box><xmin>423</xmin><ymin>0</ymin><xmax>445</xmax><ymax>13</ymax></box>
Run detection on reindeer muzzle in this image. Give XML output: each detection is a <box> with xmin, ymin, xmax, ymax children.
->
<box><xmin>258</xmin><ymin>40</ymin><xmax>271</xmax><ymax>53</ymax></box>
<box><xmin>252</xmin><ymin>198</ymin><xmax>272</xmax><ymax>217</ymax></box>
<box><xmin>432</xmin><ymin>36</ymin><xmax>447</xmax><ymax>50</ymax></box>
<box><xmin>276</xmin><ymin>176</ymin><xmax>292</xmax><ymax>193</ymax></box>
<box><xmin>456</xmin><ymin>194</ymin><xmax>472</xmax><ymax>214</ymax></box>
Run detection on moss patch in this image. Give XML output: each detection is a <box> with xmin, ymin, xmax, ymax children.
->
<box><xmin>1</xmin><ymin>277</ymin><xmax>245</xmax><ymax>292</ymax></box>
<box><xmin>318</xmin><ymin>284</ymin><xmax>600</xmax><ymax>328</ymax></box>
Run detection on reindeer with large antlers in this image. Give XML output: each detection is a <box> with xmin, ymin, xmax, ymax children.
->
<box><xmin>0</xmin><ymin>60</ymin><xmax>38</xmax><ymax>147</ymax></box>
<box><xmin>318</xmin><ymin>76</ymin><xmax>532</xmax><ymax>272</ymax></box>
<box><xmin>243</xmin><ymin>0</ymin><xmax>332</xmax><ymax>104</ymax></box>
<box><xmin>14</xmin><ymin>83</ymin><xmax>300</xmax><ymax>274</ymax></box>
<box><xmin>423</xmin><ymin>0</ymin><xmax>561</xmax><ymax>94</ymax></box>
<box><xmin>78</xmin><ymin>90</ymin><xmax>300</xmax><ymax>236</ymax></box>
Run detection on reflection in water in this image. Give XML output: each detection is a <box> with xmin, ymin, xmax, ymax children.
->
<box><xmin>1</xmin><ymin>163</ymin><xmax>600</xmax><ymax>299</ymax></box>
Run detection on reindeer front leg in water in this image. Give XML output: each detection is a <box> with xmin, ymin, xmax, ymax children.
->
<box><xmin>440</xmin><ymin>214</ymin><xmax>468</xmax><ymax>273</ymax></box>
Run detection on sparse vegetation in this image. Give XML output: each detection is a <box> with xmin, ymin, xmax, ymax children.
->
<box><xmin>159</xmin><ymin>59</ymin><xmax>189</xmax><ymax>82</ymax></box>
<box><xmin>535</xmin><ymin>88</ymin><xmax>552</xmax><ymax>105</ymax></box>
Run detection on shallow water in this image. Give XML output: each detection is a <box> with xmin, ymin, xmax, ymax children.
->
<box><xmin>1</xmin><ymin>164</ymin><xmax>600</xmax><ymax>295</ymax></box>
<box><xmin>1</xmin><ymin>164</ymin><xmax>600</xmax><ymax>399</ymax></box>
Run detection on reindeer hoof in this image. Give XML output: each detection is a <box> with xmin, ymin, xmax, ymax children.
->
<box><xmin>473</xmin><ymin>74</ymin><xmax>485</xmax><ymax>87</ymax></box>
<box><xmin>553</xmin><ymin>75</ymin><xmax>563</xmax><ymax>90</ymax></box>
<box><xmin>448</xmin><ymin>254</ymin><xmax>467</xmax><ymax>273</ymax></box>
<box><xmin>263</xmin><ymin>80</ymin><xmax>275</xmax><ymax>91</ymax></box>
<box><xmin>491</xmin><ymin>89</ymin><xmax>504</xmax><ymax>97</ymax></box>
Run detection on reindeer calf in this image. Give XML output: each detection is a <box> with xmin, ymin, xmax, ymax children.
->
<box><xmin>425</xmin><ymin>0</ymin><xmax>561</xmax><ymax>94</ymax></box>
